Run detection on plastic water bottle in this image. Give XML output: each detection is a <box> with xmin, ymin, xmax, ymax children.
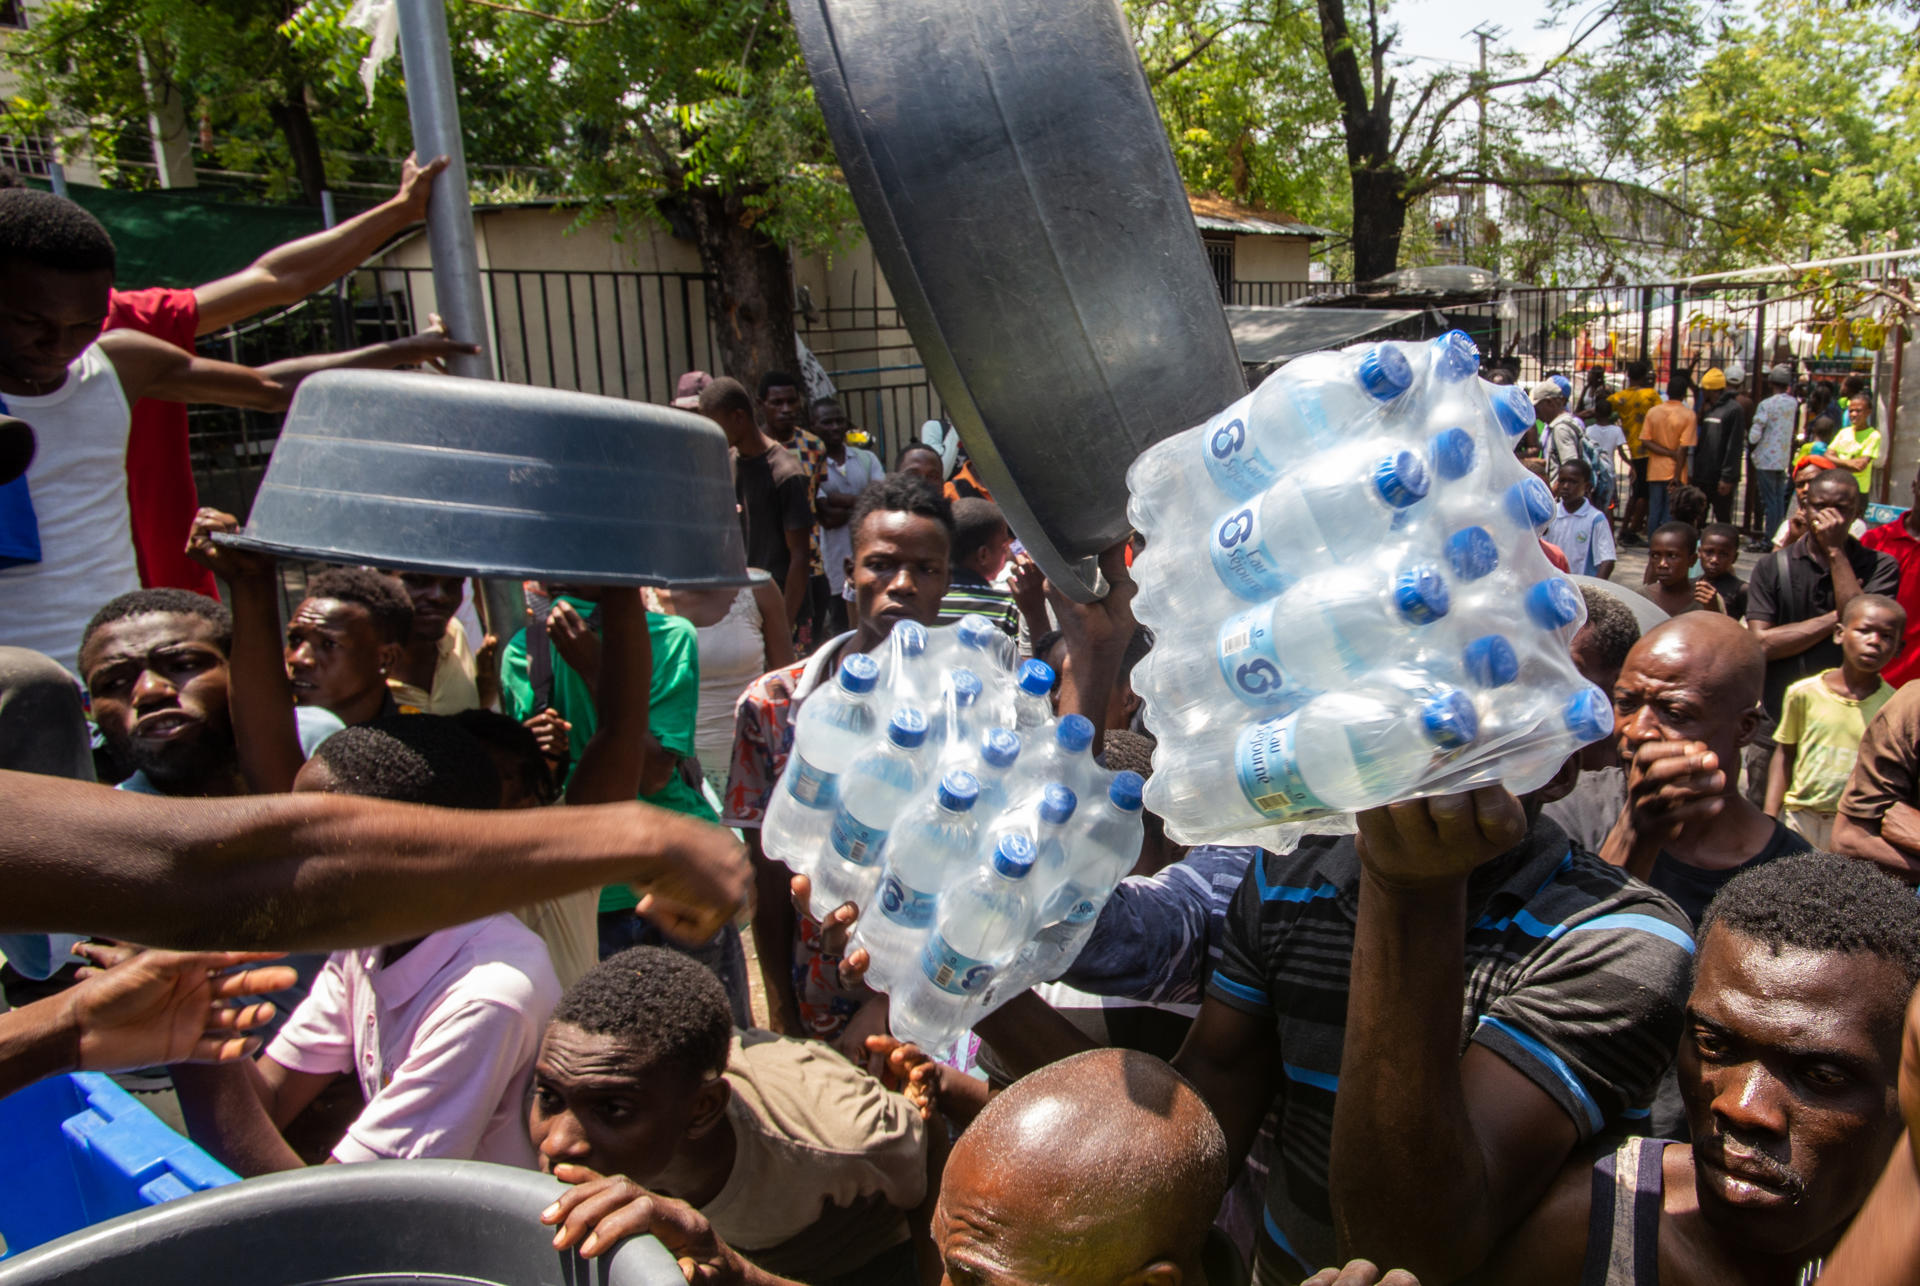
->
<box><xmin>1127</xmin><ymin>343</ymin><xmax>1415</xmax><ymax>525</ymax></box>
<box><xmin>1227</xmin><ymin>562</ymin><xmax>1450</xmax><ymax>691</ymax></box>
<box><xmin>959</xmin><ymin>727</ymin><xmax>1023</xmax><ymax>814</ymax></box>
<box><xmin>880</xmin><ymin>620</ymin><xmax>941</xmax><ymax>716</ymax></box>
<box><xmin>1028</xmin><ymin>771</ymin><xmax>1147</xmax><ymax>975</ymax></box>
<box><xmin>1476</xmin><ymin>685</ymin><xmax>1615</xmax><ymax>796</ymax></box>
<box><xmin>1020</xmin><ymin>714</ymin><xmax>1096</xmax><ymax>806</ymax></box>
<box><xmin>1145</xmin><ymin>687</ymin><xmax>1479</xmax><ymax>828</ymax></box>
<box><xmin>891</xmin><ymin>833</ymin><xmax>1039</xmax><ymax>1051</ymax></box>
<box><xmin>1025</xmin><ymin>784</ymin><xmax>1080</xmax><ymax>888</ymax></box>
<box><xmin>762</xmin><ymin>653</ymin><xmax>881</xmax><ymax>870</ymax></box>
<box><xmin>813</xmin><ymin>708</ymin><xmax>930</xmax><ymax>917</ymax></box>
<box><xmin>1014</xmin><ymin>659</ymin><xmax>1055</xmax><ymax>729</ymax></box>
<box><xmin>933</xmin><ymin>667</ymin><xmax>984</xmax><ymax>748</ymax></box>
<box><xmin>956</xmin><ymin>613</ymin><xmax>1017</xmax><ymax>675</ymax></box>
<box><xmin>856</xmin><ymin>770</ymin><xmax>982</xmax><ymax>995</ymax></box>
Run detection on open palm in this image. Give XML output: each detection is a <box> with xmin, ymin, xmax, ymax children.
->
<box><xmin>70</xmin><ymin>948</ymin><xmax>297</xmax><ymax>1072</ymax></box>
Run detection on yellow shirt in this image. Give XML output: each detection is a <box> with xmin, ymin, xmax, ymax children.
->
<box><xmin>1775</xmin><ymin>671</ymin><xmax>1894</xmax><ymax>811</ymax></box>
<box><xmin>1828</xmin><ymin>423</ymin><xmax>1882</xmax><ymax>495</ymax></box>
<box><xmin>388</xmin><ymin>618</ymin><xmax>481</xmax><ymax>714</ymax></box>
<box><xmin>1612</xmin><ymin>387</ymin><xmax>1660</xmax><ymax>458</ymax></box>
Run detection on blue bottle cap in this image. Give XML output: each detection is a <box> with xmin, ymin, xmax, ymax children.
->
<box><xmin>1444</xmin><ymin>526</ymin><xmax>1499</xmax><ymax>581</ymax></box>
<box><xmin>980</xmin><ymin>727</ymin><xmax>1021</xmax><ymax>769</ymax></box>
<box><xmin>888</xmin><ymin>707</ymin><xmax>929</xmax><ymax>747</ymax></box>
<box><xmin>1392</xmin><ymin>565</ymin><xmax>1450</xmax><ymax>625</ymax></box>
<box><xmin>1564</xmin><ymin>686</ymin><xmax>1615</xmax><ymax>744</ymax></box>
<box><xmin>1462</xmin><ymin>634</ymin><xmax>1520</xmax><ymax>688</ymax></box>
<box><xmin>1056</xmin><ymin>714</ymin><xmax>1095</xmax><ymax>754</ymax></box>
<box><xmin>1429</xmin><ymin>427</ymin><xmax>1477</xmax><ymax>480</ymax></box>
<box><xmin>1040</xmin><ymin>783</ymin><xmax>1078</xmax><ymax>826</ymax></box>
<box><xmin>1372</xmin><ymin>450</ymin><xmax>1431</xmax><ymax>509</ymax></box>
<box><xmin>1358</xmin><ymin>344</ymin><xmax>1414</xmax><ymax>401</ymax></box>
<box><xmin>1420</xmin><ymin>688</ymin><xmax>1479</xmax><ymax>750</ymax></box>
<box><xmin>949</xmin><ymin>667</ymin><xmax>983</xmax><ymax>708</ymax></box>
<box><xmin>938</xmin><ymin>770</ymin><xmax>981</xmax><ymax>811</ymax></box>
<box><xmin>1109</xmin><ymin>771</ymin><xmax>1146</xmax><ymax>811</ymax></box>
<box><xmin>1018</xmin><ymin>658</ymin><xmax>1056</xmax><ymax>697</ymax></box>
<box><xmin>1525</xmin><ymin>577</ymin><xmax>1584</xmax><ymax>631</ymax></box>
<box><xmin>1493</xmin><ymin>385</ymin><xmax>1535</xmax><ymax>437</ymax></box>
<box><xmin>958</xmin><ymin>615</ymin><xmax>999</xmax><ymax>649</ymax></box>
<box><xmin>992</xmin><ymin>833</ymin><xmax>1036</xmax><ymax>878</ymax></box>
<box><xmin>838</xmin><ymin>652</ymin><xmax>880</xmax><ymax>694</ymax></box>
<box><xmin>1431</xmin><ymin>329</ymin><xmax>1481</xmax><ymax>382</ymax></box>
<box><xmin>1503</xmin><ymin>476</ymin><xmax>1556</xmax><ymax>532</ymax></box>
<box><xmin>892</xmin><ymin>619</ymin><xmax>928</xmax><ymax>657</ymax></box>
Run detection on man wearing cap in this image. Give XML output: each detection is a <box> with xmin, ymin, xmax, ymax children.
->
<box><xmin>1749</xmin><ymin>365</ymin><xmax>1799</xmax><ymax>539</ymax></box>
<box><xmin>1693</xmin><ymin>368</ymin><xmax>1747</xmax><ymax>526</ymax></box>
<box><xmin>1533</xmin><ymin>381</ymin><xmax>1585</xmax><ymax>486</ymax></box>
<box><xmin>671</xmin><ymin>370</ymin><xmax>712</xmax><ymax>410</ymax></box>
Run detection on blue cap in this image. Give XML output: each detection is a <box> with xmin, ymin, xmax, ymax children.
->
<box><xmin>1371</xmin><ymin>450</ymin><xmax>1431</xmax><ymax>509</ymax></box>
<box><xmin>837</xmin><ymin>652</ymin><xmax>880</xmax><ymax>694</ymax></box>
<box><xmin>1109</xmin><ymin>771</ymin><xmax>1145</xmax><ymax>812</ymax></box>
<box><xmin>1430</xmin><ymin>330</ymin><xmax>1481</xmax><ymax>382</ymax></box>
<box><xmin>1018</xmin><ymin>658</ymin><xmax>1056</xmax><ymax>697</ymax></box>
<box><xmin>1550</xmin><ymin>374</ymin><xmax>1573</xmax><ymax>400</ymax></box>
<box><xmin>992</xmin><ymin>833</ymin><xmax>1036</xmax><ymax>878</ymax></box>
<box><xmin>958</xmin><ymin>615</ymin><xmax>999</xmax><ymax>650</ymax></box>
<box><xmin>1055</xmin><ymin>714</ymin><xmax>1095</xmax><ymax>754</ymax></box>
<box><xmin>949</xmin><ymin>668</ymin><xmax>983</xmax><ymax>708</ymax></box>
<box><xmin>1429</xmin><ymin>427</ymin><xmax>1477</xmax><ymax>480</ymax></box>
<box><xmin>888</xmin><ymin>707</ymin><xmax>929</xmax><ymax>748</ymax></box>
<box><xmin>892</xmin><ymin>620</ymin><xmax>928</xmax><ymax>657</ymax></box>
<box><xmin>981</xmin><ymin>727</ymin><xmax>1021</xmax><ymax>769</ymax></box>
<box><xmin>1420</xmin><ymin>688</ymin><xmax>1479</xmax><ymax>750</ymax></box>
<box><xmin>1503</xmin><ymin>476</ymin><xmax>1555</xmax><ymax>532</ymax></box>
<box><xmin>1564</xmin><ymin>686</ymin><xmax>1615</xmax><ymax>744</ymax></box>
<box><xmin>1357</xmin><ymin>344</ymin><xmax>1414</xmax><ymax>401</ymax></box>
<box><xmin>1525</xmin><ymin>577</ymin><xmax>1584</xmax><ymax>631</ymax></box>
<box><xmin>1444</xmin><ymin>526</ymin><xmax>1499</xmax><ymax>581</ymax></box>
<box><xmin>1463</xmin><ymin>634</ymin><xmax>1520</xmax><ymax>688</ymax></box>
<box><xmin>1493</xmin><ymin>385</ymin><xmax>1535</xmax><ymax>437</ymax></box>
<box><xmin>1040</xmin><ymin>783</ymin><xmax>1078</xmax><ymax>825</ymax></box>
<box><xmin>937</xmin><ymin>770</ymin><xmax>981</xmax><ymax>812</ymax></box>
<box><xmin>1392</xmin><ymin>565</ymin><xmax>1450</xmax><ymax>625</ymax></box>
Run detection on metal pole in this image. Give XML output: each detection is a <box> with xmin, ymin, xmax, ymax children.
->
<box><xmin>394</xmin><ymin>0</ymin><xmax>492</xmax><ymax>380</ymax></box>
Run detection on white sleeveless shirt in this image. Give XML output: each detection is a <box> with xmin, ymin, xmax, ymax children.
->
<box><xmin>0</xmin><ymin>344</ymin><xmax>138</xmax><ymax>676</ymax></box>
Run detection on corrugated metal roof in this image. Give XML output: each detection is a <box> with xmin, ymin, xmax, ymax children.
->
<box><xmin>1188</xmin><ymin>192</ymin><xmax>1333</xmax><ymax>239</ymax></box>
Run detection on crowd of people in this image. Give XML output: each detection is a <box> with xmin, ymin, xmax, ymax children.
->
<box><xmin>7</xmin><ymin>163</ymin><xmax>1920</xmax><ymax>1286</ymax></box>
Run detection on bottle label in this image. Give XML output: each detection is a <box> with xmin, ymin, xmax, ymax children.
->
<box><xmin>1198</xmin><ymin>405</ymin><xmax>1278</xmax><ymax>500</ymax></box>
<box><xmin>1234</xmin><ymin>717</ymin><xmax>1328</xmax><ymax>819</ymax></box>
<box><xmin>785</xmin><ymin>756</ymin><xmax>838</xmax><ymax>809</ymax></box>
<box><xmin>878</xmin><ymin>875</ymin><xmax>938</xmax><ymax>928</ymax></box>
<box><xmin>828</xmin><ymin>810</ymin><xmax>887</xmax><ymax>866</ymax></box>
<box><xmin>1216</xmin><ymin>608</ymin><xmax>1306</xmax><ymax>709</ymax></box>
<box><xmin>1208</xmin><ymin>504</ymin><xmax>1292</xmax><ymax>601</ymax></box>
<box><xmin>922</xmin><ymin>933</ymin><xmax>995</xmax><ymax>996</ymax></box>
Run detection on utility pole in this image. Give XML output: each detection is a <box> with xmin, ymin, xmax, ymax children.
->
<box><xmin>1465</xmin><ymin>23</ymin><xmax>1503</xmax><ymax>268</ymax></box>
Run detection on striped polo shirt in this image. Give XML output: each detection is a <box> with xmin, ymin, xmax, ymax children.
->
<box><xmin>937</xmin><ymin>568</ymin><xmax>1018</xmax><ymax>636</ymax></box>
<box><xmin>1208</xmin><ymin>815</ymin><xmax>1695</xmax><ymax>1281</ymax></box>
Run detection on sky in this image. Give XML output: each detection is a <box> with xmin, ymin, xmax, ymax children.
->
<box><xmin>1391</xmin><ymin>0</ymin><xmax>1574</xmax><ymax>70</ymax></box>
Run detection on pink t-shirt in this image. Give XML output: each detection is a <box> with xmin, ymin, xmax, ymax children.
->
<box><xmin>265</xmin><ymin>914</ymin><xmax>561</xmax><ymax>1167</ymax></box>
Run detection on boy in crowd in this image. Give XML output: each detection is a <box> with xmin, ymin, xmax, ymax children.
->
<box><xmin>288</xmin><ymin>568</ymin><xmax>414</xmax><ymax>727</ymax></box>
<box><xmin>1477</xmin><ymin>853</ymin><xmax>1920</xmax><ymax>1286</ymax></box>
<box><xmin>385</xmin><ymin>572</ymin><xmax>495</xmax><ymax>715</ymax></box>
<box><xmin>1766</xmin><ymin>594</ymin><xmax>1905</xmax><ymax>848</ymax></box>
<box><xmin>530</xmin><ymin>947</ymin><xmax>931</xmax><ymax>1283</ymax></box>
<box><xmin>1642</xmin><ymin>523</ymin><xmax>1724</xmax><ymax>616</ymax></box>
<box><xmin>1696</xmin><ymin>523</ymin><xmax>1748</xmax><ymax>620</ymax></box>
<box><xmin>171</xmin><ymin>715</ymin><xmax>563</xmax><ymax>1174</ymax></box>
<box><xmin>1545</xmin><ymin>458</ymin><xmax>1616</xmax><ymax>579</ymax></box>
<box><xmin>937</xmin><ymin>498</ymin><xmax>1019</xmax><ymax>636</ymax></box>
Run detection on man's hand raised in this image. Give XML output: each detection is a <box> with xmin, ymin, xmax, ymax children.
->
<box><xmin>67</xmin><ymin>946</ymin><xmax>296</xmax><ymax>1070</ymax></box>
<box><xmin>1354</xmin><ymin>787</ymin><xmax>1528</xmax><ymax>893</ymax></box>
<box><xmin>186</xmin><ymin>507</ymin><xmax>276</xmax><ymax>586</ymax></box>
<box><xmin>393</xmin><ymin>152</ymin><xmax>449</xmax><ymax>222</ymax></box>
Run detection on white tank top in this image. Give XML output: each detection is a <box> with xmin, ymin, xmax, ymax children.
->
<box><xmin>0</xmin><ymin>344</ymin><xmax>137</xmax><ymax>676</ymax></box>
<box><xmin>651</xmin><ymin>586</ymin><xmax>767</xmax><ymax>769</ymax></box>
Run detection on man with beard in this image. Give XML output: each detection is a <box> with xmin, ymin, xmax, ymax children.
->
<box><xmin>1476</xmin><ymin>851</ymin><xmax>1920</xmax><ymax>1286</ymax></box>
<box><xmin>79</xmin><ymin>589</ymin><xmax>342</xmax><ymax>797</ymax></box>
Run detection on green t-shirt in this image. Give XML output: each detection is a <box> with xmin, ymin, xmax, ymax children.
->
<box><xmin>1828</xmin><ymin>423</ymin><xmax>1882</xmax><ymax>495</ymax></box>
<box><xmin>502</xmin><ymin>599</ymin><xmax>716</xmax><ymax>913</ymax></box>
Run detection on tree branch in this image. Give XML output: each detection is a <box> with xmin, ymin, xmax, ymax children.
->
<box><xmin>455</xmin><ymin>0</ymin><xmax>612</xmax><ymax>26</ymax></box>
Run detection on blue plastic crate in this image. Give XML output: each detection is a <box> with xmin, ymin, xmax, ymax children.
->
<box><xmin>0</xmin><ymin>1072</ymin><xmax>236</xmax><ymax>1258</ymax></box>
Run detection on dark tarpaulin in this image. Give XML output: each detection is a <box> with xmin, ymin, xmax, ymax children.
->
<box><xmin>27</xmin><ymin>181</ymin><xmax>334</xmax><ymax>290</ymax></box>
<box><xmin>1224</xmin><ymin>305</ymin><xmax>1426</xmax><ymax>366</ymax></box>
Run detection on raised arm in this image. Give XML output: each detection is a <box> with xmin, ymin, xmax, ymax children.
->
<box><xmin>192</xmin><ymin>154</ymin><xmax>447</xmax><ymax>335</ymax></box>
<box><xmin>0</xmin><ymin>772</ymin><xmax>749</xmax><ymax>951</ymax></box>
<box><xmin>564</xmin><ymin>588</ymin><xmax>654</xmax><ymax>806</ymax></box>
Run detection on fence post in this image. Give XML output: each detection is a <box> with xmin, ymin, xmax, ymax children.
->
<box><xmin>1668</xmin><ymin>288</ymin><xmax>1682</xmax><ymax>385</ymax></box>
<box><xmin>1639</xmin><ymin>287</ymin><xmax>1652</xmax><ymax>365</ymax></box>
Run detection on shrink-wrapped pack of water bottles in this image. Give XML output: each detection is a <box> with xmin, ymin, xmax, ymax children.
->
<box><xmin>1128</xmin><ymin>331</ymin><xmax>1613</xmax><ymax>850</ymax></box>
<box><xmin>762</xmin><ymin>617</ymin><xmax>1146</xmax><ymax>1051</ymax></box>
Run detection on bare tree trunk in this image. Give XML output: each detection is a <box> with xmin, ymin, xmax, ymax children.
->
<box><xmin>682</xmin><ymin>188</ymin><xmax>797</xmax><ymax>388</ymax></box>
<box><xmin>266</xmin><ymin>91</ymin><xmax>326</xmax><ymax>206</ymax></box>
<box><xmin>1316</xmin><ymin>0</ymin><xmax>1408</xmax><ymax>280</ymax></box>
<box><xmin>1350</xmin><ymin>165</ymin><xmax>1410</xmax><ymax>280</ymax></box>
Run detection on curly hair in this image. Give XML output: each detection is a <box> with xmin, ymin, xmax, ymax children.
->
<box><xmin>80</xmin><ymin>588</ymin><xmax>232</xmax><ymax>666</ymax></box>
<box><xmin>1575</xmin><ymin>586</ymin><xmax>1640</xmax><ymax>674</ymax></box>
<box><xmin>851</xmin><ymin>472</ymin><xmax>956</xmax><ymax>545</ymax></box>
<box><xmin>1701</xmin><ymin>851</ymin><xmax>1920</xmax><ymax>988</ymax></box>
<box><xmin>304</xmin><ymin>567</ymin><xmax>414</xmax><ymax>645</ymax></box>
<box><xmin>0</xmin><ymin>189</ymin><xmax>115</xmax><ymax>273</ymax></box>
<box><xmin>552</xmin><ymin>946</ymin><xmax>733</xmax><ymax>1083</ymax></box>
<box><xmin>310</xmin><ymin>715</ymin><xmax>500</xmax><ymax>810</ymax></box>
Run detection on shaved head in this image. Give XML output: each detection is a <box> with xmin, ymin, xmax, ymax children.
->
<box><xmin>933</xmin><ymin>1049</ymin><xmax>1227</xmax><ymax>1286</ymax></box>
<box><xmin>1613</xmin><ymin>612</ymin><xmax>1765</xmax><ymax>772</ymax></box>
<box><xmin>1635</xmin><ymin>612</ymin><xmax>1765</xmax><ymax>709</ymax></box>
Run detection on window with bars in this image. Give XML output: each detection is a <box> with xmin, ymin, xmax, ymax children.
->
<box><xmin>0</xmin><ymin>2</ymin><xmax>24</xmax><ymax>28</ymax></box>
<box><xmin>1203</xmin><ymin>235</ymin><xmax>1235</xmax><ymax>302</ymax></box>
<box><xmin>0</xmin><ymin>134</ymin><xmax>54</xmax><ymax>176</ymax></box>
